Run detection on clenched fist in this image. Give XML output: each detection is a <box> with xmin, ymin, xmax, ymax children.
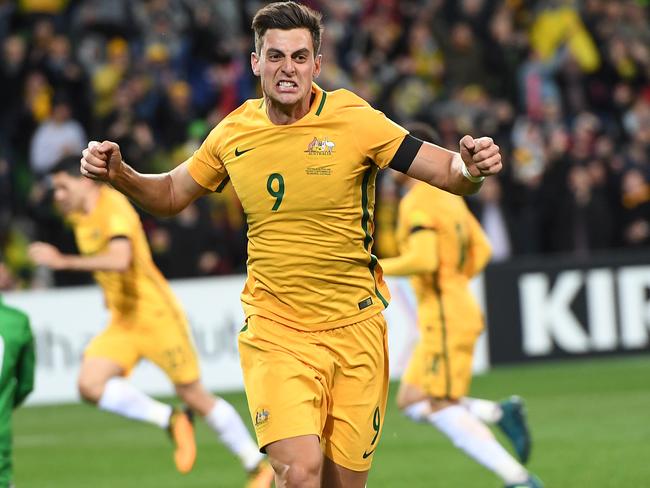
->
<box><xmin>80</xmin><ymin>140</ymin><xmax>124</xmax><ymax>182</ymax></box>
<box><xmin>459</xmin><ymin>135</ymin><xmax>502</xmax><ymax>179</ymax></box>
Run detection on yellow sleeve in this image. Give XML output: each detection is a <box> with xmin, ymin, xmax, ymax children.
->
<box><xmin>465</xmin><ymin>211</ymin><xmax>492</xmax><ymax>277</ymax></box>
<box><xmin>382</xmin><ymin>205</ymin><xmax>439</xmax><ymax>276</ymax></box>
<box><xmin>186</xmin><ymin>126</ymin><xmax>229</xmax><ymax>192</ymax></box>
<box><xmin>381</xmin><ymin>228</ymin><xmax>438</xmax><ymax>276</ymax></box>
<box><xmin>105</xmin><ymin>200</ymin><xmax>135</xmax><ymax>240</ymax></box>
<box><xmin>351</xmin><ymin>103</ymin><xmax>408</xmax><ymax>169</ymax></box>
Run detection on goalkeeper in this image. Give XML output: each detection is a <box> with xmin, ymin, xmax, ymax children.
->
<box><xmin>0</xmin><ymin>295</ymin><xmax>35</xmax><ymax>488</ymax></box>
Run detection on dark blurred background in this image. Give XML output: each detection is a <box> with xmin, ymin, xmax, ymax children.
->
<box><xmin>1</xmin><ymin>0</ymin><xmax>649</xmax><ymax>290</ymax></box>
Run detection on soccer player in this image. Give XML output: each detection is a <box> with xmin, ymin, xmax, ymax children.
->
<box><xmin>0</xmin><ymin>295</ymin><xmax>35</xmax><ymax>488</ymax></box>
<box><xmin>381</xmin><ymin>123</ymin><xmax>543</xmax><ymax>488</ymax></box>
<box><xmin>28</xmin><ymin>157</ymin><xmax>273</xmax><ymax>488</ymax></box>
<box><xmin>78</xmin><ymin>2</ymin><xmax>502</xmax><ymax>487</ymax></box>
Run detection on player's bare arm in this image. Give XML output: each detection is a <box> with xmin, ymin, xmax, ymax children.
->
<box><xmin>80</xmin><ymin>141</ymin><xmax>209</xmax><ymax>217</ymax></box>
<box><xmin>405</xmin><ymin>136</ymin><xmax>502</xmax><ymax>195</ymax></box>
<box><xmin>28</xmin><ymin>239</ymin><xmax>132</xmax><ymax>272</ymax></box>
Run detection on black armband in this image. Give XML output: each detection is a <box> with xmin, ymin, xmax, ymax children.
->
<box><xmin>389</xmin><ymin>135</ymin><xmax>423</xmax><ymax>174</ymax></box>
<box><xmin>215</xmin><ymin>176</ymin><xmax>231</xmax><ymax>193</ymax></box>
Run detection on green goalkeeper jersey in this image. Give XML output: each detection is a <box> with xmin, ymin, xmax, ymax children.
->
<box><xmin>0</xmin><ymin>297</ymin><xmax>35</xmax><ymax>487</ymax></box>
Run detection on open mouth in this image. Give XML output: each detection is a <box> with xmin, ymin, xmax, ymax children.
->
<box><xmin>277</xmin><ymin>80</ymin><xmax>298</xmax><ymax>91</ymax></box>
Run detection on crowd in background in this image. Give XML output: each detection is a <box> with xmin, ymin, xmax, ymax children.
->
<box><xmin>0</xmin><ymin>0</ymin><xmax>649</xmax><ymax>289</ymax></box>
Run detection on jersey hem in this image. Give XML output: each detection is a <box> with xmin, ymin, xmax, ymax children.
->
<box><xmin>242</xmin><ymin>303</ymin><xmax>387</xmax><ymax>332</ymax></box>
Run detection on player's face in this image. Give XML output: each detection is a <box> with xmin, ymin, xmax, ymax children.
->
<box><xmin>252</xmin><ymin>28</ymin><xmax>321</xmax><ymax>113</ymax></box>
<box><xmin>51</xmin><ymin>172</ymin><xmax>86</xmax><ymax>215</ymax></box>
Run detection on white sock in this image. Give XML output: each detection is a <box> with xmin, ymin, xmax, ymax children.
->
<box><xmin>428</xmin><ymin>405</ymin><xmax>528</xmax><ymax>485</ymax></box>
<box><xmin>462</xmin><ymin>397</ymin><xmax>503</xmax><ymax>424</ymax></box>
<box><xmin>204</xmin><ymin>399</ymin><xmax>264</xmax><ymax>471</ymax></box>
<box><xmin>98</xmin><ymin>377</ymin><xmax>172</xmax><ymax>429</ymax></box>
<box><xmin>403</xmin><ymin>400</ymin><xmax>431</xmax><ymax>422</ymax></box>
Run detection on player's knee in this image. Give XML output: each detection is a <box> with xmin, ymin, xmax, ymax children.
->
<box><xmin>274</xmin><ymin>457</ymin><xmax>321</xmax><ymax>488</ymax></box>
<box><xmin>395</xmin><ymin>393</ymin><xmax>410</xmax><ymax>411</ymax></box>
<box><xmin>429</xmin><ymin>398</ymin><xmax>457</xmax><ymax>413</ymax></box>
<box><xmin>77</xmin><ymin>375</ymin><xmax>105</xmax><ymax>403</ymax></box>
<box><xmin>283</xmin><ymin>462</ymin><xmax>320</xmax><ymax>488</ymax></box>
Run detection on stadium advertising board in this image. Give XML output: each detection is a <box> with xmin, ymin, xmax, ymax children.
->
<box><xmin>484</xmin><ymin>251</ymin><xmax>650</xmax><ymax>363</ymax></box>
<box><xmin>3</xmin><ymin>276</ymin><xmax>488</xmax><ymax>405</ymax></box>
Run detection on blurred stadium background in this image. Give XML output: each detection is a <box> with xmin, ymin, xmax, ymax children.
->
<box><xmin>1</xmin><ymin>0</ymin><xmax>649</xmax><ymax>486</ymax></box>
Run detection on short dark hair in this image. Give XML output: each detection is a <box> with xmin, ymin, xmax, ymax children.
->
<box><xmin>252</xmin><ymin>1</ymin><xmax>324</xmax><ymax>56</ymax></box>
<box><xmin>50</xmin><ymin>155</ymin><xmax>82</xmax><ymax>177</ymax></box>
<box><xmin>404</xmin><ymin>122</ymin><xmax>442</xmax><ymax>146</ymax></box>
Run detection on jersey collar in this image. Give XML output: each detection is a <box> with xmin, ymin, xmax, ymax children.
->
<box><xmin>259</xmin><ymin>82</ymin><xmax>325</xmax><ymax>125</ymax></box>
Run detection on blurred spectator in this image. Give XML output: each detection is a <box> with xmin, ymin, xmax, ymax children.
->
<box><xmin>0</xmin><ymin>36</ymin><xmax>28</xmax><ymax>141</ymax></box>
<box><xmin>91</xmin><ymin>37</ymin><xmax>130</xmax><ymax>118</ymax></box>
<box><xmin>157</xmin><ymin>80</ymin><xmax>195</xmax><ymax>150</ymax></box>
<box><xmin>620</xmin><ymin>168</ymin><xmax>650</xmax><ymax>247</ymax></box>
<box><xmin>467</xmin><ymin>177</ymin><xmax>514</xmax><ymax>262</ymax></box>
<box><xmin>29</xmin><ymin>96</ymin><xmax>86</xmax><ymax>177</ymax></box>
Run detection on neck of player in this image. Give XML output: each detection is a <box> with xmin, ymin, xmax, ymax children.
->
<box><xmin>264</xmin><ymin>91</ymin><xmax>314</xmax><ymax>125</ymax></box>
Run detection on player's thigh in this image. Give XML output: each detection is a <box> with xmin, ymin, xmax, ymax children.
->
<box><xmin>83</xmin><ymin>323</ymin><xmax>139</xmax><ymax>377</ymax></box>
<box><xmin>139</xmin><ymin>313</ymin><xmax>200</xmax><ymax>385</ymax></box>
<box><xmin>322</xmin><ymin>456</ymin><xmax>369</xmax><ymax>488</ymax></box>
<box><xmin>323</xmin><ymin>314</ymin><xmax>389</xmax><ymax>472</ymax></box>
<box><xmin>238</xmin><ymin>316</ymin><xmax>331</xmax><ymax>451</ymax></box>
<box><xmin>446</xmin><ymin>330</ymin><xmax>480</xmax><ymax>398</ymax></box>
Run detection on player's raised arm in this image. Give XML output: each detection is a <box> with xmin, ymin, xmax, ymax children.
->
<box><xmin>80</xmin><ymin>140</ymin><xmax>209</xmax><ymax>217</ymax></box>
<box><xmin>404</xmin><ymin>135</ymin><xmax>502</xmax><ymax>195</ymax></box>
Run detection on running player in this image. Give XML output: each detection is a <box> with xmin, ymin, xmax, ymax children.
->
<box><xmin>381</xmin><ymin>122</ymin><xmax>542</xmax><ymax>488</ymax></box>
<box><xmin>28</xmin><ymin>157</ymin><xmax>273</xmax><ymax>487</ymax></box>
<box><xmin>79</xmin><ymin>2</ymin><xmax>502</xmax><ymax>487</ymax></box>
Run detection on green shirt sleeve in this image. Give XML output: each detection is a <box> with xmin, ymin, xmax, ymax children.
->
<box><xmin>13</xmin><ymin>317</ymin><xmax>35</xmax><ymax>408</ymax></box>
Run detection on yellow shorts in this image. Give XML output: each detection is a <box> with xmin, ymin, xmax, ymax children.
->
<box><xmin>84</xmin><ymin>310</ymin><xmax>200</xmax><ymax>385</ymax></box>
<box><xmin>401</xmin><ymin>321</ymin><xmax>481</xmax><ymax>400</ymax></box>
<box><xmin>238</xmin><ymin>313</ymin><xmax>389</xmax><ymax>472</ymax></box>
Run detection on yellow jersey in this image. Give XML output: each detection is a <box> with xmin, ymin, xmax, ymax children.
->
<box><xmin>395</xmin><ymin>182</ymin><xmax>492</xmax><ymax>331</ymax></box>
<box><xmin>188</xmin><ymin>83</ymin><xmax>408</xmax><ymax>330</ymax></box>
<box><xmin>70</xmin><ymin>185</ymin><xmax>182</xmax><ymax>322</ymax></box>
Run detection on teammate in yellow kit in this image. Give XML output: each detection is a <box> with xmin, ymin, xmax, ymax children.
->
<box><xmin>28</xmin><ymin>157</ymin><xmax>273</xmax><ymax>487</ymax></box>
<box><xmin>78</xmin><ymin>2</ymin><xmax>502</xmax><ymax>487</ymax></box>
<box><xmin>381</xmin><ymin>123</ymin><xmax>542</xmax><ymax>488</ymax></box>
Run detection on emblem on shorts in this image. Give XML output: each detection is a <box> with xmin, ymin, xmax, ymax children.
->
<box><xmin>305</xmin><ymin>136</ymin><xmax>335</xmax><ymax>156</ymax></box>
<box><xmin>358</xmin><ymin>297</ymin><xmax>373</xmax><ymax>310</ymax></box>
<box><xmin>255</xmin><ymin>408</ymin><xmax>270</xmax><ymax>428</ymax></box>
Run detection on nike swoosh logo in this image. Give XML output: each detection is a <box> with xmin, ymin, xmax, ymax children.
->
<box><xmin>235</xmin><ymin>147</ymin><xmax>255</xmax><ymax>157</ymax></box>
<box><xmin>362</xmin><ymin>449</ymin><xmax>375</xmax><ymax>459</ymax></box>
